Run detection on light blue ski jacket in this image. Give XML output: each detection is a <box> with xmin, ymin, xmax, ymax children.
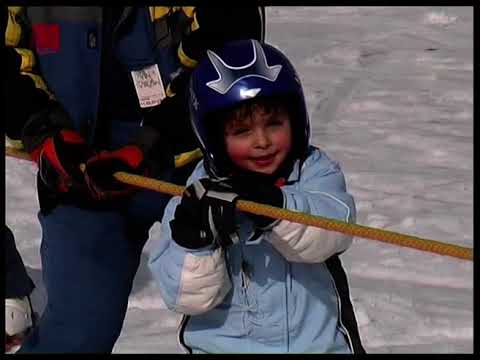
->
<box><xmin>148</xmin><ymin>147</ymin><xmax>363</xmax><ymax>353</ymax></box>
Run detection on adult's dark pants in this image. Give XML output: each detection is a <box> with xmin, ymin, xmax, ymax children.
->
<box><xmin>18</xmin><ymin>185</ymin><xmax>172</xmax><ymax>353</ymax></box>
<box><xmin>5</xmin><ymin>225</ymin><xmax>36</xmax><ymax>299</ymax></box>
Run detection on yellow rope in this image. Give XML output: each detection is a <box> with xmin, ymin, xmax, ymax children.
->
<box><xmin>115</xmin><ymin>172</ymin><xmax>473</xmax><ymax>262</ymax></box>
<box><xmin>6</xmin><ymin>146</ymin><xmax>473</xmax><ymax>261</ymax></box>
<box><xmin>174</xmin><ymin>148</ymin><xmax>203</xmax><ymax>168</ymax></box>
<box><xmin>5</xmin><ymin>146</ymin><xmax>32</xmax><ymax>161</ymax></box>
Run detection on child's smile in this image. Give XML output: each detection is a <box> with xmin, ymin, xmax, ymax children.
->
<box><xmin>249</xmin><ymin>152</ymin><xmax>278</xmax><ymax>166</ymax></box>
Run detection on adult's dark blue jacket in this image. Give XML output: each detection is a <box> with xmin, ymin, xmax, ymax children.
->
<box><xmin>5</xmin><ymin>6</ymin><xmax>265</xmax><ymax>160</ymax></box>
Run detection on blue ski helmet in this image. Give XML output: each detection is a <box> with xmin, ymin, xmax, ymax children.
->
<box><xmin>189</xmin><ymin>39</ymin><xmax>310</xmax><ymax>178</ymax></box>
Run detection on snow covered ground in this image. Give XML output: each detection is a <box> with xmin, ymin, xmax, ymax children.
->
<box><xmin>5</xmin><ymin>6</ymin><xmax>473</xmax><ymax>353</ymax></box>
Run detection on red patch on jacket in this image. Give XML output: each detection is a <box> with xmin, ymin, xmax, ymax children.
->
<box><xmin>32</xmin><ymin>24</ymin><xmax>60</xmax><ymax>54</ymax></box>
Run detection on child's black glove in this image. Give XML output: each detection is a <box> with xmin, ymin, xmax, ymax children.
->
<box><xmin>224</xmin><ymin>172</ymin><xmax>284</xmax><ymax>229</ymax></box>
<box><xmin>170</xmin><ymin>178</ymin><xmax>240</xmax><ymax>250</ymax></box>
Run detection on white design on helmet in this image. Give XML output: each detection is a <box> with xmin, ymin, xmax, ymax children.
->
<box><xmin>206</xmin><ymin>40</ymin><xmax>282</xmax><ymax>95</ymax></box>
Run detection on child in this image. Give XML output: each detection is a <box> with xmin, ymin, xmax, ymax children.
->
<box><xmin>148</xmin><ymin>39</ymin><xmax>365</xmax><ymax>354</ymax></box>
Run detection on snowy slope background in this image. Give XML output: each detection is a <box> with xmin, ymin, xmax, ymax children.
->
<box><xmin>5</xmin><ymin>7</ymin><xmax>473</xmax><ymax>353</ymax></box>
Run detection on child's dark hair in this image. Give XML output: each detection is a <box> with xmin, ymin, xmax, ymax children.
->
<box><xmin>221</xmin><ymin>97</ymin><xmax>288</xmax><ymax>132</ymax></box>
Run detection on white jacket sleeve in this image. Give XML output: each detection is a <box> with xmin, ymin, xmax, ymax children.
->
<box><xmin>174</xmin><ymin>245</ymin><xmax>232</xmax><ymax>315</ymax></box>
<box><xmin>265</xmin><ymin>150</ymin><xmax>355</xmax><ymax>263</ymax></box>
<box><xmin>148</xmin><ymin>191</ymin><xmax>231</xmax><ymax>316</ymax></box>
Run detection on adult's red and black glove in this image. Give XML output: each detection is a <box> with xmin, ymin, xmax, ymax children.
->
<box><xmin>83</xmin><ymin>125</ymin><xmax>174</xmax><ymax>200</ymax></box>
<box><xmin>22</xmin><ymin>101</ymin><xmax>94</xmax><ymax>195</ymax></box>
<box><xmin>32</xmin><ymin>130</ymin><xmax>94</xmax><ymax>194</ymax></box>
<box><xmin>83</xmin><ymin>145</ymin><xmax>146</xmax><ymax>200</ymax></box>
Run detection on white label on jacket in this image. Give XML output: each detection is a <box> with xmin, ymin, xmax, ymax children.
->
<box><xmin>131</xmin><ymin>64</ymin><xmax>166</xmax><ymax>108</ymax></box>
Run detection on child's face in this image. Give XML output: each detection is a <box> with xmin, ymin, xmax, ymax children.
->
<box><xmin>224</xmin><ymin>105</ymin><xmax>292</xmax><ymax>175</ymax></box>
